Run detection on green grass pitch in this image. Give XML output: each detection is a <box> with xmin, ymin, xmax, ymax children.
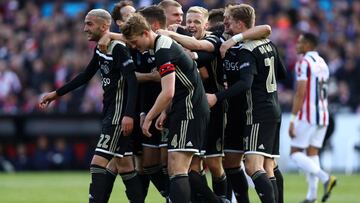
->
<box><xmin>0</xmin><ymin>172</ymin><xmax>358</xmax><ymax>203</ymax></box>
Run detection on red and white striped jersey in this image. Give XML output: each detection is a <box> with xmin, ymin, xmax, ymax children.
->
<box><xmin>295</xmin><ymin>51</ymin><xmax>329</xmax><ymax>126</ymax></box>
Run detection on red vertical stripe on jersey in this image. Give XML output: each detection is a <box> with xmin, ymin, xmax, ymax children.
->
<box><xmin>320</xmin><ymin>78</ymin><xmax>327</xmax><ymax>125</ymax></box>
<box><xmin>305</xmin><ymin>59</ymin><xmax>311</xmax><ymax>123</ymax></box>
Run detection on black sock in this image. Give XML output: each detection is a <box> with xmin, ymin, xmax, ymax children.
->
<box><xmin>169</xmin><ymin>174</ymin><xmax>191</xmax><ymax>203</ymax></box>
<box><xmin>120</xmin><ymin>171</ymin><xmax>144</xmax><ymax>203</ymax></box>
<box><xmin>225</xmin><ymin>167</ymin><xmax>249</xmax><ymax>203</ymax></box>
<box><xmin>104</xmin><ymin>169</ymin><xmax>117</xmax><ymax>203</ymax></box>
<box><xmin>251</xmin><ymin>170</ymin><xmax>276</xmax><ymax>203</ymax></box>
<box><xmin>225</xmin><ymin>176</ymin><xmax>233</xmax><ymax>201</ymax></box>
<box><xmin>212</xmin><ymin>173</ymin><xmax>227</xmax><ymax>199</ymax></box>
<box><xmin>89</xmin><ymin>164</ymin><xmax>108</xmax><ymax>203</ymax></box>
<box><xmin>138</xmin><ymin>172</ymin><xmax>150</xmax><ymax>198</ymax></box>
<box><xmin>274</xmin><ymin>166</ymin><xmax>284</xmax><ymax>203</ymax></box>
<box><xmin>270</xmin><ymin>177</ymin><xmax>278</xmax><ymax>203</ymax></box>
<box><xmin>188</xmin><ymin>170</ymin><xmax>219</xmax><ymax>203</ymax></box>
<box><xmin>143</xmin><ymin>164</ymin><xmax>169</xmax><ymax>197</ymax></box>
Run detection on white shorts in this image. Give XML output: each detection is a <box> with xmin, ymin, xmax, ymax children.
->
<box><xmin>291</xmin><ymin>120</ymin><xmax>327</xmax><ymax>148</ymax></box>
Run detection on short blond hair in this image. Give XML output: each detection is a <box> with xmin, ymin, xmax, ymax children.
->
<box><xmin>158</xmin><ymin>0</ymin><xmax>181</xmax><ymax>9</ymax></box>
<box><xmin>121</xmin><ymin>13</ymin><xmax>151</xmax><ymax>40</ymax></box>
<box><xmin>87</xmin><ymin>9</ymin><xmax>112</xmax><ymax>26</ymax></box>
<box><xmin>187</xmin><ymin>6</ymin><xmax>209</xmax><ymax>22</ymax></box>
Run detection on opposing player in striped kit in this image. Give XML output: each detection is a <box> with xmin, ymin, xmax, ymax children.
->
<box><xmin>289</xmin><ymin>32</ymin><xmax>337</xmax><ymax>203</ymax></box>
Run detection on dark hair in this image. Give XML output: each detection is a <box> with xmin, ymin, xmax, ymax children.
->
<box><xmin>302</xmin><ymin>32</ymin><xmax>318</xmax><ymax>48</ymax></box>
<box><xmin>138</xmin><ymin>5</ymin><xmax>166</xmax><ymax>29</ymax></box>
<box><xmin>208</xmin><ymin>8</ymin><xmax>224</xmax><ymax>25</ymax></box>
<box><xmin>111</xmin><ymin>0</ymin><xmax>134</xmax><ymax>22</ymax></box>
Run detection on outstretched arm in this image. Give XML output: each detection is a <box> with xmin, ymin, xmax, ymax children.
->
<box><xmin>220</xmin><ymin>25</ymin><xmax>272</xmax><ymax>58</ymax></box>
<box><xmin>157</xmin><ymin>29</ymin><xmax>215</xmax><ymax>52</ymax></box>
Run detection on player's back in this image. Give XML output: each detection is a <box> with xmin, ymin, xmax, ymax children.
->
<box><xmin>241</xmin><ymin>39</ymin><xmax>285</xmax><ymax>124</ymax></box>
<box><xmin>154</xmin><ymin>35</ymin><xmax>209</xmax><ymax>119</ymax></box>
<box><xmin>296</xmin><ymin>51</ymin><xmax>330</xmax><ymax>126</ymax></box>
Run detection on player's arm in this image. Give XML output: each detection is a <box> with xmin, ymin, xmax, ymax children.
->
<box><xmin>289</xmin><ymin>60</ymin><xmax>308</xmax><ymax>138</ymax></box>
<box><xmin>98</xmin><ymin>32</ymin><xmax>125</xmax><ymax>53</ymax></box>
<box><xmin>135</xmin><ymin>68</ymin><xmax>161</xmax><ymax>82</ymax></box>
<box><xmin>39</xmin><ymin>50</ymin><xmax>98</xmax><ymax>108</ymax></box>
<box><xmin>143</xmin><ymin>68</ymin><xmax>175</xmax><ymax>137</ymax></box>
<box><xmin>220</xmin><ymin>25</ymin><xmax>272</xmax><ymax>58</ymax></box>
<box><xmin>114</xmin><ymin>45</ymin><xmax>139</xmax><ymax>135</ymax></box>
<box><xmin>194</xmin><ymin>51</ymin><xmax>216</xmax><ymax>81</ymax></box>
<box><xmin>157</xmin><ymin>29</ymin><xmax>215</xmax><ymax>52</ymax></box>
<box><xmin>207</xmin><ymin>51</ymin><xmax>256</xmax><ymax>107</ymax></box>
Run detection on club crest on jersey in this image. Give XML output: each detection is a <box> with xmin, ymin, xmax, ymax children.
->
<box><xmin>100</xmin><ymin>61</ymin><xmax>110</xmax><ymax>74</ymax></box>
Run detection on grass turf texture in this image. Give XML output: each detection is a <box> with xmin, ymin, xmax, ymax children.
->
<box><xmin>0</xmin><ymin>172</ymin><xmax>357</xmax><ymax>203</ymax></box>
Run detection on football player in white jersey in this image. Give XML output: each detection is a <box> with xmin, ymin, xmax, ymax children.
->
<box><xmin>289</xmin><ymin>32</ymin><xmax>337</xmax><ymax>203</ymax></box>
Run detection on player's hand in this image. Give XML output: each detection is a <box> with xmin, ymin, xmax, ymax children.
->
<box><xmin>167</xmin><ymin>24</ymin><xmax>181</xmax><ymax>32</ymax></box>
<box><xmin>206</xmin><ymin>93</ymin><xmax>217</xmax><ymax>108</ymax></box>
<box><xmin>121</xmin><ymin>116</ymin><xmax>134</xmax><ymax>136</ymax></box>
<box><xmin>156</xmin><ymin>29</ymin><xmax>171</xmax><ymax>36</ymax></box>
<box><xmin>288</xmin><ymin>122</ymin><xmax>296</xmax><ymax>138</ymax></box>
<box><xmin>98</xmin><ymin>32</ymin><xmax>111</xmax><ymax>53</ymax></box>
<box><xmin>140</xmin><ymin>113</ymin><xmax>146</xmax><ymax>128</ymax></box>
<box><xmin>39</xmin><ymin>91</ymin><xmax>58</xmax><ymax>109</ymax></box>
<box><xmin>150</xmin><ymin>68</ymin><xmax>161</xmax><ymax>82</ymax></box>
<box><xmin>220</xmin><ymin>38</ymin><xmax>236</xmax><ymax>59</ymax></box>
<box><xmin>142</xmin><ymin>117</ymin><xmax>153</xmax><ymax>137</ymax></box>
<box><xmin>155</xmin><ymin>112</ymin><xmax>167</xmax><ymax>131</ymax></box>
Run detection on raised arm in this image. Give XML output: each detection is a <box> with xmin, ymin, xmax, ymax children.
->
<box><xmin>157</xmin><ymin>29</ymin><xmax>215</xmax><ymax>52</ymax></box>
<box><xmin>220</xmin><ymin>25</ymin><xmax>272</xmax><ymax>58</ymax></box>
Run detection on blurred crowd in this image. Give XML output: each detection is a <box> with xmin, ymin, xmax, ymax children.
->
<box><xmin>1</xmin><ymin>0</ymin><xmax>360</xmax><ymax>115</ymax></box>
<box><xmin>0</xmin><ymin>135</ymin><xmax>94</xmax><ymax>171</ymax></box>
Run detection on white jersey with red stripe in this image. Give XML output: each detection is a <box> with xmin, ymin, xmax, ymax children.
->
<box><xmin>295</xmin><ymin>51</ymin><xmax>329</xmax><ymax>126</ymax></box>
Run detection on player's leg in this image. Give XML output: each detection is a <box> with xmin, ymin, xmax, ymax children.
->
<box><xmin>273</xmin><ymin>162</ymin><xmax>284</xmax><ymax>203</ymax></box>
<box><xmin>223</xmin><ymin>153</ymin><xmax>249</xmax><ymax>203</ymax></box>
<box><xmin>132</xmin><ymin>125</ymin><xmax>150</xmax><ymax>200</ymax></box>
<box><xmin>89</xmin><ymin>124</ymin><xmax>120</xmax><ymax>203</ymax></box>
<box><xmin>113</xmin><ymin>130</ymin><xmax>145</xmax><ymax>203</ymax></box>
<box><xmin>103</xmin><ymin>159</ymin><xmax>118</xmax><ymax>203</ymax></box>
<box><xmin>309</xmin><ymin>126</ymin><xmax>337</xmax><ymax>202</ymax></box>
<box><xmin>142</xmin><ymin>122</ymin><xmax>170</xmax><ymax>198</ymax></box>
<box><xmin>291</xmin><ymin>122</ymin><xmax>336</xmax><ymax>202</ymax></box>
<box><xmin>204</xmin><ymin>104</ymin><xmax>228</xmax><ymax>201</ymax></box>
<box><xmin>168</xmin><ymin>151</ymin><xmax>193</xmax><ymax>203</ymax></box>
<box><xmin>244</xmin><ymin>122</ymin><xmax>278</xmax><ymax>203</ymax></box>
<box><xmin>142</xmin><ymin>145</ymin><xmax>169</xmax><ymax>198</ymax></box>
<box><xmin>113</xmin><ymin>155</ymin><xmax>144</xmax><ymax>203</ymax></box>
<box><xmin>223</xmin><ymin>113</ymin><xmax>249</xmax><ymax>203</ymax></box>
<box><xmin>265</xmin><ymin>158</ymin><xmax>278</xmax><ymax>203</ymax></box>
<box><xmin>206</xmin><ymin>156</ymin><xmax>227</xmax><ymax>200</ymax></box>
<box><xmin>168</xmin><ymin>113</ymin><xmax>209</xmax><ymax>203</ymax></box>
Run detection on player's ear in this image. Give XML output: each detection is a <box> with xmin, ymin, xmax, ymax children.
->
<box><xmin>143</xmin><ymin>30</ymin><xmax>150</xmax><ymax>37</ymax></box>
<box><xmin>204</xmin><ymin>21</ymin><xmax>208</xmax><ymax>30</ymax></box>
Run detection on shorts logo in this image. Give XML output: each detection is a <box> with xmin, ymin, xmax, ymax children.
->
<box><xmin>258</xmin><ymin>144</ymin><xmax>265</xmax><ymax>150</ymax></box>
<box><xmin>171</xmin><ymin>134</ymin><xmax>178</xmax><ymax>148</ymax></box>
<box><xmin>216</xmin><ymin>138</ymin><xmax>222</xmax><ymax>151</ymax></box>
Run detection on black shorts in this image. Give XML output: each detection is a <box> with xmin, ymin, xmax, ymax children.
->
<box><xmin>224</xmin><ymin>112</ymin><xmax>246</xmax><ymax>154</ymax></box>
<box><xmin>204</xmin><ymin>102</ymin><xmax>225</xmax><ymax>157</ymax></box>
<box><xmin>142</xmin><ymin>118</ymin><xmax>167</xmax><ymax>148</ymax></box>
<box><xmin>244</xmin><ymin>121</ymin><xmax>280</xmax><ymax>158</ymax></box>
<box><xmin>132</xmin><ymin>119</ymin><xmax>143</xmax><ymax>156</ymax></box>
<box><xmin>167</xmin><ymin>112</ymin><xmax>209</xmax><ymax>153</ymax></box>
<box><xmin>95</xmin><ymin>123</ymin><xmax>133</xmax><ymax>160</ymax></box>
